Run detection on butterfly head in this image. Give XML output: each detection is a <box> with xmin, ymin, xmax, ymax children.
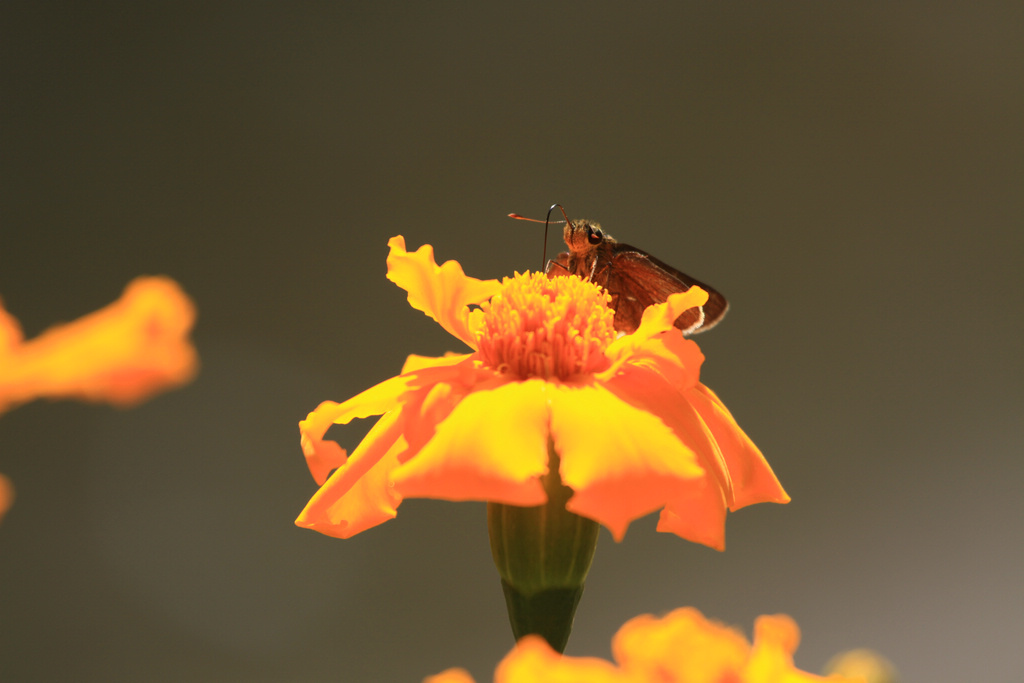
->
<box><xmin>564</xmin><ymin>219</ymin><xmax>612</xmax><ymax>253</ymax></box>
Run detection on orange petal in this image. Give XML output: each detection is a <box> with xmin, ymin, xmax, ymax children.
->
<box><xmin>608</xmin><ymin>368</ymin><xmax>730</xmax><ymax>495</ymax></box>
<box><xmin>0</xmin><ymin>276</ymin><xmax>197</xmax><ymax>414</ymax></box>
<box><xmin>299</xmin><ymin>355</ymin><xmax>475</xmax><ymax>484</ymax></box>
<box><xmin>295</xmin><ymin>410</ymin><xmax>405</xmax><ymax>538</ymax></box>
<box><xmin>686</xmin><ymin>383</ymin><xmax>790</xmax><ymax>509</ymax></box>
<box><xmin>423</xmin><ymin>668</ymin><xmax>477</xmax><ymax>683</ymax></box>
<box><xmin>386</xmin><ymin>236</ymin><xmax>501</xmax><ymax>348</ymax></box>
<box><xmin>604</xmin><ymin>367</ymin><xmax>732</xmax><ymax>548</ymax></box>
<box><xmin>656</xmin><ymin>491</ymin><xmax>728</xmax><ymax>551</ymax></box>
<box><xmin>0</xmin><ymin>473</ymin><xmax>13</xmax><ymax>524</ymax></box>
<box><xmin>494</xmin><ymin>635</ymin><xmax>627</xmax><ymax>683</ymax></box>
<box><xmin>299</xmin><ymin>400</ymin><xmax>354</xmax><ymax>485</ymax></box>
<box><xmin>613</xmin><ymin>607</ymin><xmax>749</xmax><ymax>682</ymax></box>
<box><xmin>606</xmin><ymin>367</ymin><xmax>788</xmax><ymax>546</ymax></box>
<box><xmin>0</xmin><ymin>297</ymin><xmax>23</xmax><ymax>352</ymax></box>
<box><xmin>603</xmin><ymin>287</ymin><xmax>709</xmax><ymax>375</ymax></box>
<box><xmin>613</xmin><ymin>332</ymin><xmax>704</xmax><ymax>392</ymax></box>
<box><xmin>397</xmin><ymin>379</ymin><xmax>466</xmax><ymax>460</ymax></box>
<box><xmin>549</xmin><ymin>381</ymin><xmax>705</xmax><ymax>541</ymax></box>
<box><xmin>392</xmin><ymin>378</ymin><xmax>549</xmax><ymax>507</ymax></box>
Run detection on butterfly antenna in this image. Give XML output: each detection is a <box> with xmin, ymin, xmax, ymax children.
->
<box><xmin>508</xmin><ymin>207</ymin><xmax>570</xmax><ymax>271</ymax></box>
<box><xmin>544</xmin><ymin>204</ymin><xmax>573</xmax><ymax>271</ymax></box>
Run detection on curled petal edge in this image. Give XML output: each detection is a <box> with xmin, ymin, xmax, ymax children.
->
<box><xmin>295</xmin><ymin>410</ymin><xmax>405</xmax><ymax>538</ymax></box>
<box><xmin>299</xmin><ymin>354</ymin><xmax>475</xmax><ymax>484</ymax></box>
<box><xmin>687</xmin><ymin>383</ymin><xmax>790</xmax><ymax>509</ymax></box>
<box><xmin>602</xmin><ymin>287</ymin><xmax>709</xmax><ymax>379</ymax></box>
<box><xmin>386</xmin><ymin>236</ymin><xmax>501</xmax><ymax>348</ymax></box>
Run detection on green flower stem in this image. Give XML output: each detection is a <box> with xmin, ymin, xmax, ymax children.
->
<box><xmin>487</xmin><ymin>441</ymin><xmax>599</xmax><ymax>653</ymax></box>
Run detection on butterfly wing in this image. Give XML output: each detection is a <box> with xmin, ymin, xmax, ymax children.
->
<box><xmin>602</xmin><ymin>244</ymin><xmax>728</xmax><ymax>335</ymax></box>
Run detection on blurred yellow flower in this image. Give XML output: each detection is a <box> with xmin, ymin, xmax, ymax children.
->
<box><xmin>296</xmin><ymin>237</ymin><xmax>787</xmax><ymax>547</ymax></box>
<box><xmin>425</xmin><ymin>608</ymin><xmax>861</xmax><ymax>683</ymax></box>
<box><xmin>0</xmin><ymin>276</ymin><xmax>198</xmax><ymax>521</ymax></box>
<box><xmin>824</xmin><ymin>649</ymin><xmax>899</xmax><ymax>683</ymax></box>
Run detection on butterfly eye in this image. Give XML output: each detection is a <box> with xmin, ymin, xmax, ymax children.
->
<box><xmin>586</xmin><ymin>228</ymin><xmax>603</xmax><ymax>245</ymax></box>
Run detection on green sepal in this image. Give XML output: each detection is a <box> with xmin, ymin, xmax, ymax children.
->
<box><xmin>498</xmin><ymin>580</ymin><xmax>584</xmax><ymax>654</ymax></box>
<box><xmin>488</xmin><ymin>441</ymin><xmax>599</xmax><ymax>652</ymax></box>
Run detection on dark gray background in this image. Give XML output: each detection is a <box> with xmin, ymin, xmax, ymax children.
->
<box><xmin>1</xmin><ymin>3</ymin><xmax>1021</xmax><ymax>681</ymax></box>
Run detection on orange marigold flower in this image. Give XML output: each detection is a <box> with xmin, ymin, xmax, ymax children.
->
<box><xmin>424</xmin><ymin>608</ymin><xmax>861</xmax><ymax>683</ymax></box>
<box><xmin>0</xmin><ymin>276</ymin><xmax>198</xmax><ymax>522</ymax></box>
<box><xmin>0</xmin><ymin>276</ymin><xmax>198</xmax><ymax>414</ymax></box>
<box><xmin>296</xmin><ymin>237</ymin><xmax>788</xmax><ymax>548</ymax></box>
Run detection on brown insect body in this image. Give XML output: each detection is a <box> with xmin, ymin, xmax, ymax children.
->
<box><xmin>547</xmin><ymin>219</ymin><xmax>728</xmax><ymax>335</ymax></box>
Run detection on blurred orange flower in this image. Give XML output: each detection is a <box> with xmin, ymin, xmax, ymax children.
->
<box><xmin>0</xmin><ymin>276</ymin><xmax>198</xmax><ymax>521</ymax></box>
<box><xmin>0</xmin><ymin>473</ymin><xmax>13</xmax><ymax>524</ymax></box>
<box><xmin>296</xmin><ymin>237</ymin><xmax>787</xmax><ymax>547</ymax></box>
<box><xmin>425</xmin><ymin>608</ymin><xmax>860</xmax><ymax>683</ymax></box>
<box><xmin>0</xmin><ymin>276</ymin><xmax>197</xmax><ymax>413</ymax></box>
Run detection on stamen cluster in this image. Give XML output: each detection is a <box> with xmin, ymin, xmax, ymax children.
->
<box><xmin>475</xmin><ymin>272</ymin><xmax>616</xmax><ymax>380</ymax></box>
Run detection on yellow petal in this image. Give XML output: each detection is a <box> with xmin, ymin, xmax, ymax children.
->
<box><xmin>299</xmin><ymin>356</ymin><xmax>475</xmax><ymax>484</ymax></box>
<box><xmin>295</xmin><ymin>410</ymin><xmax>405</xmax><ymax>538</ymax></box>
<box><xmin>745</xmin><ymin>614</ymin><xmax>844</xmax><ymax>682</ymax></box>
<box><xmin>613</xmin><ymin>607</ymin><xmax>749</xmax><ymax>682</ymax></box>
<box><xmin>401</xmin><ymin>352</ymin><xmax>471</xmax><ymax>374</ymax></box>
<box><xmin>398</xmin><ymin>375</ymin><xmax>478</xmax><ymax>460</ymax></box>
<box><xmin>686</xmin><ymin>383</ymin><xmax>790</xmax><ymax>509</ymax></box>
<box><xmin>494</xmin><ymin>635</ymin><xmax>628</xmax><ymax>683</ymax></box>
<box><xmin>824</xmin><ymin>649</ymin><xmax>898</xmax><ymax>683</ymax></box>
<box><xmin>439</xmin><ymin>608</ymin><xmax>852</xmax><ymax>683</ymax></box>
<box><xmin>334</xmin><ymin>355</ymin><xmax>476</xmax><ymax>425</ymax></box>
<box><xmin>548</xmin><ymin>381</ymin><xmax>705</xmax><ymax>541</ymax></box>
<box><xmin>0</xmin><ymin>276</ymin><xmax>197</xmax><ymax>414</ymax></box>
<box><xmin>392</xmin><ymin>378</ymin><xmax>549</xmax><ymax>507</ymax></box>
<box><xmin>386</xmin><ymin>236</ymin><xmax>502</xmax><ymax>348</ymax></box>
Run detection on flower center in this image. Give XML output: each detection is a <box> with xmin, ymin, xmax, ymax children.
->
<box><xmin>475</xmin><ymin>272</ymin><xmax>616</xmax><ymax>380</ymax></box>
